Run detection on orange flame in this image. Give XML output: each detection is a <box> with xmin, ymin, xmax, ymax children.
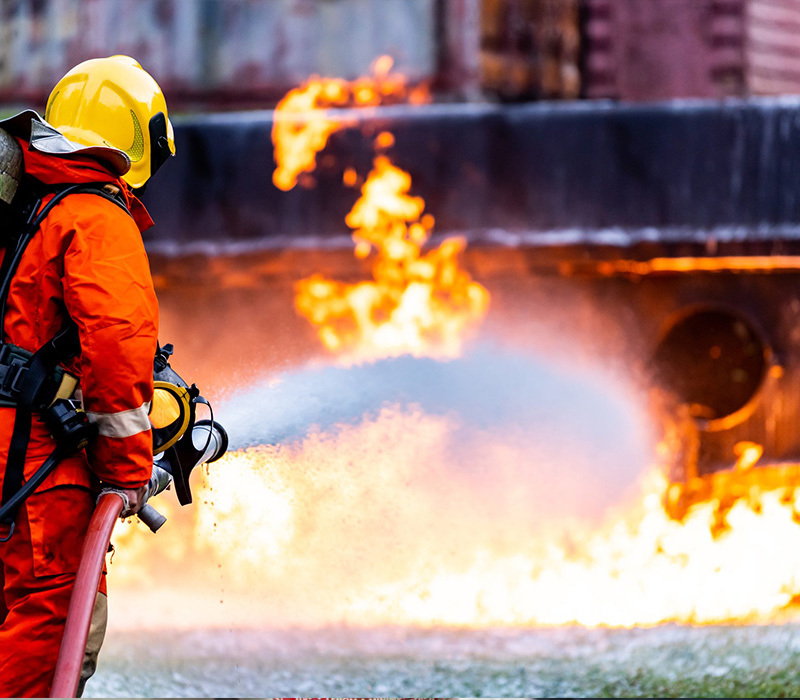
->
<box><xmin>110</xmin><ymin>413</ymin><xmax>800</xmax><ymax>629</ymax></box>
<box><xmin>734</xmin><ymin>441</ymin><xmax>764</xmax><ymax>472</ymax></box>
<box><xmin>272</xmin><ymin>55</ymin><xmax>430</xmax><ymax>191</ymax></box>
<box><xmin>294</xmin><ymin>156</ymin><xmax>489</xmax><ymax>362</ymax></box>
<box><xmin>275</xmin><ymin>57</ymin><xmax>488</xmax><ymax>362</ymax></box>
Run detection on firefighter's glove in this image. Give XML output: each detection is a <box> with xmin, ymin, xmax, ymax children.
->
<box><xmin>99</xmin><ymin>484</ymin><xmax>149</xmax><ymax>518</ymax></box>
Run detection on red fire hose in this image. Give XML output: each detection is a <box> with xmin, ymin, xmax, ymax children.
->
<box><xmin>50</xmin><ymin>492</ymin><xmax>124</xmax><ymax>698</ymax></box>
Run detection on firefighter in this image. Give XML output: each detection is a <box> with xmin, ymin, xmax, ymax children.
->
<box><xmin>0</xmin><ymin>55</ymin><xmax>174</xmax><ymax>697</ymax></box>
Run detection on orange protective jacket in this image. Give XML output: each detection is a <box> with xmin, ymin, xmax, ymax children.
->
<box><xmin>0</xmin><ymin>140</ymin><xmax>159</xmax><ymax>495</ymax></box>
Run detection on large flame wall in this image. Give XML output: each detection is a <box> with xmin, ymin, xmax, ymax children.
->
<box><xmin>111</xmin><ymin>99</ymin><xmax>800</xmax><ymax>630</ymax></box>
<box><xmin>124</xmin><ymin>261</ymin><xmax>800</xmax><ymax>629</ymax></box>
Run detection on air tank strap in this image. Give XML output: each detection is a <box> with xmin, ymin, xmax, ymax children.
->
<box><xmin>0</xmin><ymin>323</ymin><xmax>80</xmax><ymax>537</ymax></box>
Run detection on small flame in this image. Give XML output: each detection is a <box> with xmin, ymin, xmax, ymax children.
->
<box><xmin>274</xmin><ymin>59</ymin><xmax>487</xmax><ymax>362</ymax></box>
<box><xmin>735</xmin><ymin>441</ymin><xmax>764</xmax><ymax>472</ymax></box>
<box><xmin>343</xmin><ymin>167</ymin><xmax>359</xmax><ymax>188</ymax></box>
<box><xmin>272</xmin><ymin>56</ymin><xmax>430</xmax><ymax>191</ymax></box>
<box><xmin>294</xmin><ymin>156</ymin><xmax>489</xmax><ymax>362</ymax></box>
<box><xmin>375</xmin><ymin>131</ymin><xmax>396</xmax><ymax>150</ymax></box>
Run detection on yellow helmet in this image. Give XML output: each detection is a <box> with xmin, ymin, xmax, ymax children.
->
<box><xmin>45</xmin><ymin>55</ymin><xmax>175</xmax><ymax>189</ymax></box>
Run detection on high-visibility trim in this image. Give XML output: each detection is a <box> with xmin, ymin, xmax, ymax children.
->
<box><xmin>86</xmin><ymin>402</ymin><xmax>151</xmax><ymax>438</ymax></box>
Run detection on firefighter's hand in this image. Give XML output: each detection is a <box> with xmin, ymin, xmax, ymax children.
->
<box><xmin>118</xmin><ymin>485</ymin><xmax>148</xmax><ymax>517</ymax></box>
<box><xmin>102</xmin><ymin>485</ymin><xmax>149</xmax><ymax>518</ymax></box>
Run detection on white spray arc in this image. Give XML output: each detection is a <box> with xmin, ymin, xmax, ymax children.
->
<box><xmin>110</xmin><ymin>344</ymin><xmax>655</xmax><ymax>629</ymax></box>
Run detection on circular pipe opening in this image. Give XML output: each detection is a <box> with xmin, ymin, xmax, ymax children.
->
<box><xmin>651</xmin><ymin>307</ymin><xmax>770</xmax><ymax>431</ymax></box>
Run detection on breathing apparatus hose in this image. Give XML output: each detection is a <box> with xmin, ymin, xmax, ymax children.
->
<box><xmin>50</xmin><ymin>491</ymin><xmax>124</xmax><ymax>699</ymax></box>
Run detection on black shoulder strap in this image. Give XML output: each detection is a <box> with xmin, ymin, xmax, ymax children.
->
<box><xmin>83</xmin><ymin>184</ymin><xmax>130</xmax><ymax>215</ymax></box>
<box><xmin>0</xmin><ymin>183</ymin><xmax>130</xmax><ymax>338</ymax></box>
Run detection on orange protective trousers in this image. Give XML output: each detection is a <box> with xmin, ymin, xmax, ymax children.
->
<box><xmin>0</xmin><ymin>487</ymin><xmax>106</xmax><ymax>698</ymax></box>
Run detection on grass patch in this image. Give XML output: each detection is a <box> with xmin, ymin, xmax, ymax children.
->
<box><xmin>598</xmin><ymin>667</ymin><xmax>800</xmax><ymax>698</ymax></box>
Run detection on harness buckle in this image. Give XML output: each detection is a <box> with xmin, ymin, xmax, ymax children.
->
<box><xmin>7</xmin><ymin>363</ymin><xmax>27</xmax><ymax>395</ymax></box>
<box><xmin>0</xmin><ymin>346</ymin><xmax>33</xmax><ymax>403</ymax></box>
<box><xmin>2</xmin><ymin>360</ymin><xmax>26</xmax><ymax>396</ymax></box>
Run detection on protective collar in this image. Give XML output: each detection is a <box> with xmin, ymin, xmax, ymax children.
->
<box><xmin>8</xmin><ymin>121</ymin><xmax>155</xmax><ymax>234</ymax></box>
<box><xmin>0</xmin><ymin>110</ymin><xmax>131</xmax><ymax>178</ymax></box>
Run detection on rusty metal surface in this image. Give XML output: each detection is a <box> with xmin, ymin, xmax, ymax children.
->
<box><xmin>6</xmin><ymin>0</ymin><xmax>800</xmax><ymax>107</ymax></box>
<box><xmin>479</xmin><ymin>0</ymin><xmax>581</xmax><ymax>99</ymax></box>
<box><xmin>0</xmin><ymin>0</ymin><xmax>437</xmax><ymax>108</ymax></box>
<box><xmin>438</xmin><ymin>0</ymin><xmax>482</xmax><ymax>96</ymax></box>
<box><xmin>582</xmin><ymin>0</ymin><xmax>746</xmax><ymax>100</ymax></box>
<box><xmin>747</xmin><ymin>0</ymin><xmax>800</xmax><ymax>95</ymax></box>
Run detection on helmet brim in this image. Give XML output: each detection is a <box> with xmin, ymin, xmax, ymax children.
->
<box><xmin>0</xmin><ymin>110</ymin><xmax>131</xmax><ymax>177</ymax></box>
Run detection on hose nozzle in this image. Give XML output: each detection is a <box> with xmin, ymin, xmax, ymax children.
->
<box><xmin>156</xmin><ymin>420</ymin><xmax>228</xmax><ymax>506</ymax></box>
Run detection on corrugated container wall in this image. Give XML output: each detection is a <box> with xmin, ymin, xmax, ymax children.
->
<box><xmin>746</xmin><ymin>0</ymin><xmax>800</xmax><ymax>95</ymax></box>
<box><xmin>581</xmin><ymin>0</ymin><xmax>800</xmax><ymax>101</ymax></box>
<box><xmin>0</xmin><ymin>0</ymin><xmax>439</xmax><ymax>108</ymax></box>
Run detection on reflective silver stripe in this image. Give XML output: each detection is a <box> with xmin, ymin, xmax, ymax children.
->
<box><xmin>86</xmin><ymin>402</ymin><xmax>151</xmax><ymax>439</ymax></box>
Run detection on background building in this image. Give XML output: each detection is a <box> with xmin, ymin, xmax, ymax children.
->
<box><xmin>2</xmin><ymin>0</ymin><xmax>800</xmax><ymax>110</ymax></box>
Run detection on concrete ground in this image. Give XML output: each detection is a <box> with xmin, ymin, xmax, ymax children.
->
<box><xmin>85</xmin><ymin>622</ymin><xmax>800</xmax><ymax>698</ymax></box>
